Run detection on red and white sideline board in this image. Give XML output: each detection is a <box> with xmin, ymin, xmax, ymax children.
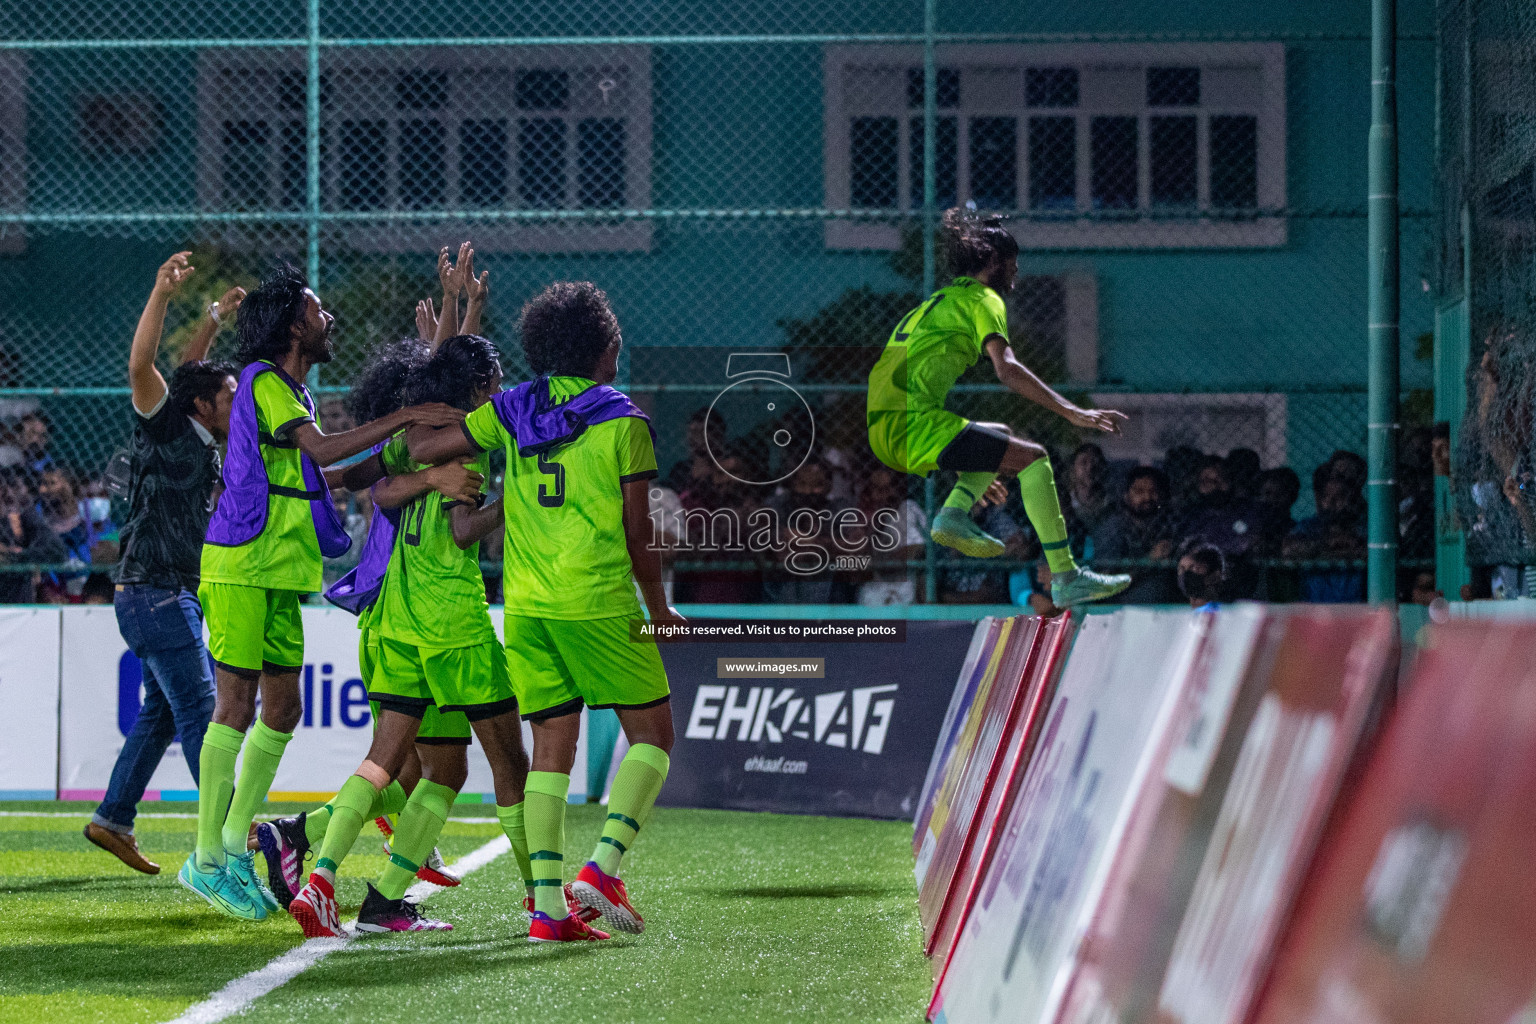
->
<box><xmin>930</xmin><ymin>606</ymin><xmax>1210</xmax><ymax>1024</ymax></box>
<box><xmin>920</xmin><ymin>605</ymin><xmax>1536</xmax><ymax>1024</ymax></box>
<box><xmin>1252</xmin><ymin>620</ymin><xmax>1536</xmax><ymax>1024</ymax></box>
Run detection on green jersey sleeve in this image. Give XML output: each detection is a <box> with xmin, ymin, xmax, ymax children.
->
<box><xmin>379</xmin><ymin>433</ymin><xmax>412</xmax><ymax>475</ymax></box>
<box><xmin>252</xmin><ymin>371</ymin><xmax>313</xmax><ymax>442</ymax></box>
<box><xmin>974</xmin><ymin>288</ymin><xmax>1008</xmax><ymax>347</ymax></box>
<box><xmin>616</xmin><ymin>417</ymin><xmax>659</xmax><ymax>483</ymax></box>
<box><xmin>464</xmin><ymin>401</ymin><xmax>509</xmax><ymax>454</ymax></box>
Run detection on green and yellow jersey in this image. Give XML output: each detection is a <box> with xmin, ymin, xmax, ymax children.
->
<box><xmin>200</xmin><ymin>368</ymin><xmax>324</xmax><ymax>593</ymax></box>
<box><xmin>866</xmin><ymin>276</ymin><xmax>1010</xmax><ymax>475</ymax></box>
<box><xmin>370</xmin><ymin>438</ymin><xmax>497</xmax><ymax>650</ymax></box>
<box><xmin>463</xmin><ymin>376</ymin><xmax>657</xmax><ymax>620</ymax></box>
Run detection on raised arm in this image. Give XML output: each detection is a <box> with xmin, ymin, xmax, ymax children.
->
<box><xmin>415</xmin><ymin>298</ymin><xmax>438</xmax><ymax>344</ymax></box>
<box><xmin>462</xmin><ymin>249</ymin><xmax>489</xmax><ymax>337</ymax></box>
<box><xmin>449</xmin><ymin>497</ymin><xmax>502</xmax><ymax>549</ymax></box>
<box><xmin>290</xmin><ymin>403</ymin><xmax>465</xmax><ymax>469</ymax></box>
<box><xmin>622</xmin><ymin>478</ymin><xmax>684</xmax><ymax>625</ymax></box>
<box><xmin>983</xmin><ymin>337</ymin><xmax>1127</xmax><ymax>435</ymax></box>
<box><xmin>128</xmin><ymin>252</ymin><xmax>194</xmax><ymax>413</ymax></box>
<box><xmin>183</xmin><ymin>284</ymin><xmax>247</xmax><ymax>365</ymax></box>
<box><xmin>407</xmin><ymin>422</ymin><xmax>478</xmax><ymax>466</ymax></box>
<box><xmin>432</xmin><ymin>242</ymin><xmax>471</xmax><ymax>349</ymax></box>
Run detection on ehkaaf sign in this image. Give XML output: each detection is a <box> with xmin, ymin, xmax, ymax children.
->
<box><xmin>658</xmin><ymin>620</ymin><xmax>976</xmax><ymax>819</ymax></box>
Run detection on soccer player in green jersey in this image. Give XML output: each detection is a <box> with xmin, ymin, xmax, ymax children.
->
<box><xmin>867</xmin><ymin>208</ymin><xmax>1133</xmax><ymax>608</ymax></box>
<box><xmin>289</xmin><ymin>333</ymin><xmax>561</xmax><ymax>937</ymax></box>
<box><xmin>180</xmin><ymin>264</ymin><xmax>465</xmax><ymax>921</ymax></box>
<box><xmin>254</xmin><ymin>338</ymin><xmax>466</xmax><ymax>908</ymax></box>
<box><xmin>412</xmin><ymin>281</ymin><xmax>680</xmax><ymax>943</ymax></box>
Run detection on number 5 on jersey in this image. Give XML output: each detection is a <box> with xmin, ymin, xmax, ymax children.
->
<box><xmin>537</xmin><ymin>455</ymin><xmax>565</xmax><ymax>508</ymax></box>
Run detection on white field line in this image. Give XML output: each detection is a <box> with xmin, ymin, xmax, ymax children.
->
<box><xmin>162</xmin><ymin>833</ymin><xmax>511</xmax><ymax>1024</ymax></box>
<box><xmin>0</xmin><ymin>811</ymin><xmax>501</xmax><ymax>824</ymax></box>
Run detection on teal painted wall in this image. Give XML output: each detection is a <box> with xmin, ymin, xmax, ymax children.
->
<box><xmin>0</xmin><ymin>0</ymin><xmax>1437</xmax><ymax>489</ymax></box>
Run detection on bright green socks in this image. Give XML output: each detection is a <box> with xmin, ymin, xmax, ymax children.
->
<box><xmin>303</xmin><ymin>802</ymin><xmax>334</xmax><ymax>847</ymax></box>
<box><xmin>303</xmin><ymin>780</ymin><xmax>405</xmax><ymax>847</ymax></box>
<box><xmin>313</xmin><ymin>774</ymin><xmax>379</xmax><ymax>879</ymax></box>
<box><xmin>591</xmin><ymin>744</ymin><xmax>671</xmax><ymax>876</ymax></box>
<box><xmin>497</xmin><ymin>802</ymin><xmax>536</xmax><ymax>896</ymax></box>
<box><xmin>376</xmin><ymin>780</ymin><xmax>456</xmax><ymax>901</ymax></box>
<box><xmin>220</xmin><ymin>720</ymin><xmax>292</xmax><ymax>858</ymax></box>
<box><xmin>942</xmin><ymin>471</ymin><xmax>996</xmax><ymax>513</ymax></box>
<box><xmin>525</xmin><ymin>771</ymin><xmax>570</xmax><ymax>918</ymax></box>
<box><xmin>1019</xmin><ymin>457</ymin><xmax>1077</xmax><ymax>574</ymax></box>
<box><xmin>195</xmin><ymin>723</ymin><xmax>244</xmax><ymax>869</ymax></box>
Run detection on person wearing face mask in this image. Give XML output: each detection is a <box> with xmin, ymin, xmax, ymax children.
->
<box><xmin>1178</xmin><ymin>543</ymin><xmax>1226</xmax><ymax>610</ymax></box>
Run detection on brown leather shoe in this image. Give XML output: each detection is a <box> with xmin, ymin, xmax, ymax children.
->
<box><xmin>83</xmin><ymin>822</ymin><xmax>160</xmax><ymax>874</ymax></box>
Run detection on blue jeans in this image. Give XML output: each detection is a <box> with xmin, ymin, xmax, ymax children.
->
<box><xmin>93</xmin><ymin>584</ymin><xmax>216</xmax><ymax>834</ymax></box>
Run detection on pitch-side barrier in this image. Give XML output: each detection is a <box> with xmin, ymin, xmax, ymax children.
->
<box><xmin>919</xmin><ymin>605</ymin><xmax>1536</xmax><ymax>1024</ymax></box>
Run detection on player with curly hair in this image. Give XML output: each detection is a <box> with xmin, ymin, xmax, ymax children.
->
<box><xmin>412</xmin><ymin>281</ymin><xmax>679</xmax><ymax>943</ymax></box>
<box><xmin>866</xmin><ymin>208</ymin><xmax>1132</xmax><ymax>608</ymax></box>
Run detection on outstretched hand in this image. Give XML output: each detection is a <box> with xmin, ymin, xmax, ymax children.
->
<box><xmin>153</xmin><ymin>252</ymin><xmax>195</xmax><ymax>297</ymax></box>
<box><xmin>441</xmin><ymin>241</ymin><xmax>472</xmax><ymax>296</ymax></box>
<box><xmin>463</xmin><ymin>248</ymin><xmax>489</xmax><ymax>305</ymax></box>
<box><xmin>416</xmin><ymin>298</ymin><xmax>438</xmax><ymax>342</ymax></box>
<box><xmin>1066</xmin><ymin>406</ymin><xmax>1129</xmax><ymax>434</ymax></box>
<box><xmin>400</xmin><ymin>402</ymin><xmax>467</xmax><ymax>429</ymax></box>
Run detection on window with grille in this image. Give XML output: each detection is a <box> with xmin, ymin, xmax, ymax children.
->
<box><xmin>196</xmin><ymin>48</ymin><xmax>652</xmax><ymax>253</ymax></box>
<box><xmin>824</xmin><ymin>43</ymin><xmax>1285</xmax><ymax>250</ymax></box>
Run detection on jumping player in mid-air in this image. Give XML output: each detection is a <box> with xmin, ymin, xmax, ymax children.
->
<box><xmin>866</xmin><ymin>207</ymin><xmax>1133</xmax><ymax>609</ymax></box>
<box><xmin>412</xmin><ymin>281</ymin><xmax>680</xmax><ymax>944</ymax></box>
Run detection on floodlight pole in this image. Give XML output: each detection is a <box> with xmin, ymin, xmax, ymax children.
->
<box><xmin>305</xmin><ymin>0</ymin><xmax>322</xmax><ymax>390</ymax></box>
<box><xmin>1367</xmin><ymin>0</ymin><xmax>1400</xmax><ymax>604</ymax></box>
<box><xmin>921</xmin><ymin>0</ymin><xmax>938</xmax><ymax>603</ymax></box>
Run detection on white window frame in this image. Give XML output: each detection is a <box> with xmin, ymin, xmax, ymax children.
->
<box><xmin>0</xmin><ymin>54</ymin><xmax>26</xmax><ymax>254</ymax></box>
<box><xmin>824</xmin><ymin>43</ymin><xmax>1286</xmax><ymax>250</ymax></box>
<box><xmin>1087</xmin><ymin>391</ymin><xmax>1288</xmax><ymax>467</ymax></box>
<box><xmin>196</xmin><ymin>46</ymin><xmax>652</xmax><ymax>253</ymax></box>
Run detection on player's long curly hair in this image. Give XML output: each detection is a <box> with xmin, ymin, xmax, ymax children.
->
<box><xmin>404</xmin><ymin>334</ymin><xmax>503</xmax><ymax>412</ymax></box>
<box><xmin>941</xmin><ymin>206</ymin><xmax>1019</xmax><ymax>278</ymax></box>
<box><xmin>518</xmin><ymin>281</ymin><xmax>620</xmax><ymax>379</ymax></box>
<box><xmin>348</xmin><ymin>337</ymin><xmax>429</xmax><ymax>424</ymax></box>
<box><xmin>235</xmin><ymin>261</ymin><xmax>310</xmax><ymax>367</ymax></box>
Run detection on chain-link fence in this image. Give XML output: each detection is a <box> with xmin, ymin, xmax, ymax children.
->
<box><xmin>0</xmin><ymin>1</ymin><xmax>1436</xmax><ymax>603</ymax></box>
<box><xmin>1440</xmin><ymin>0</ymin><xmax>1536</xmax><ymax>593</ymax></box>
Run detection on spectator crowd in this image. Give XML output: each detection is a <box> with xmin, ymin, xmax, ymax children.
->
<box><xmin>0</xmin><ymin>401</ymin><xmax>1447</xmax><ymax>611</ymax></box>
<box><xmin>642</xmin><ymin>410</ymin><xmax>1446</xmax><ymax>610</ymax></box>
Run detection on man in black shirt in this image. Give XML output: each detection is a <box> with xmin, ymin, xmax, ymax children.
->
<box><xmin>84</xmin><ymin>252</ymin><xmax>243</xmax><ymax>874</ymax></box>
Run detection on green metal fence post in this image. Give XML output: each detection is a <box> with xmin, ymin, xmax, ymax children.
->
<box><xmin>305</xmin><ymin>0</ymin><xmax>323</xmax><ymax>390</ymax></box>
<box><xmin>921</xmin><ymin>0</ymin><xmax>939</xmax><ymax>604</ymax></box>
<box><xmin>1367</xmin><ymin>0</ymin><xmax>1400</xmax><ymax>604</ymax></box>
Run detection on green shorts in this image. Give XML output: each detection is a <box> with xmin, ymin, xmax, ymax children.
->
<box><xmin>504</xmin><ymin>614</ymin><xmax>670</xmax><ymax>721</ymax></box>
<box><xmin>198</xmin><ymin>581</ymin><xmax>305</xmax><ymax>677</ymax></box>
<box><xmin>358</xmin><ymin>631</ymin><xmax>471</xmax><ymax>744</ymax></box>
<box><xmin>366</xmin><ymin>634</ymin><xmax>517</xmax><ymax>721</ymax></box>
<box><xmin>868</xmin><ymin>408</ymin><xmax>969</xmax><ymax>476</ymax></box>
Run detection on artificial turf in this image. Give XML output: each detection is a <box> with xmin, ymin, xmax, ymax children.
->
<box><xmin>0</xmin><ymin>801</ymin><xmax>930</xmax><ymax>1024</ymax></box>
